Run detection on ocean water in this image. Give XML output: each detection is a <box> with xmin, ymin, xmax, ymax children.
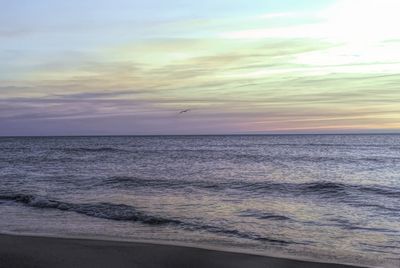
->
<box><xmin>0</xmin><ymin>135</ymin><xmax>399</xmax><ymax>267</ymax></box>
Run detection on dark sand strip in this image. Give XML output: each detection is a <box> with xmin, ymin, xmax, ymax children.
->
<box><xmin>0</xmin><ymin>234</ymin><xmax>364</xmax><ymax>268</ymax></box>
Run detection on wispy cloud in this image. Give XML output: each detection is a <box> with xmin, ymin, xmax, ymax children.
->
<box><xmin>1</xmin><ymin>0</ymin><xmax>400</xmax><ymax>135</ymax></box>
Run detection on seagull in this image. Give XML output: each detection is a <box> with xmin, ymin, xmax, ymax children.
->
<box><xmin>179</xmin><ymin>109</ymin><xmax>191</xmax><ymax>114</ymax></box>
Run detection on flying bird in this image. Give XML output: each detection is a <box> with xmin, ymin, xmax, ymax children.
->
<box><xmin>179</xmin><ymin>109</ymin><xmax>191</xmax><ymax>114</ymax></box>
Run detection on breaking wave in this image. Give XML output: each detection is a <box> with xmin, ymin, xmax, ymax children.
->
<box><xmin>0</xmin><ymin>193</ymin><xmax>293</xmax><ymax>245</ymax></box>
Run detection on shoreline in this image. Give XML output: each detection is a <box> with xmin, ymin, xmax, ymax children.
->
<box><xmin>0</xmin><ymin>233</ymin><xmax>367</xmax><ymax>268</ymax></box>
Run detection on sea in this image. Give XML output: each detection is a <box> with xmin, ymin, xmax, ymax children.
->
<box><xmin>0</xmin><ymin>135</ymin><xmax>399</xmax><ymax>267</ymax></box>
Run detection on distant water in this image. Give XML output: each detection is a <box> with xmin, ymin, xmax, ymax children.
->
<box><xmin>0</xmin><ymin>135</ymin><xmax>399</xmax><ymax>267</ymax></box>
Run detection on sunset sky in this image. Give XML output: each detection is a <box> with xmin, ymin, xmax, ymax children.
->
<box><xmin>1</xmin><ymin>0</ymin><xmax>400</xmax><ymax>135</ymax></box>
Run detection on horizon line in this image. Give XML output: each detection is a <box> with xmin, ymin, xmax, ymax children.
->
<box><xmin>1</xmin><ymin>132</ymin><xmax>400</xmax><ymax>138</ymax></box>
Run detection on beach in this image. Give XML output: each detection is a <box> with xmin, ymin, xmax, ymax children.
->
<box><xmin>0</xmin><ymin>234</ymin><xmax>365</xmax><ymax>268</ymax></box>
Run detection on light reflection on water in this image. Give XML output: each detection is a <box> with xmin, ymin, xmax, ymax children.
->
<box><xmin>0</xmin><ymin>135</ymin><xmax>399</xmax><ymax>267</ymax></box>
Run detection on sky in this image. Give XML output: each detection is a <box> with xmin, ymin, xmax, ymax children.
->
<box><xmin>1</xmin><ymin>0</ymin><xmax>400</xmax><ymax>135</ymax></box>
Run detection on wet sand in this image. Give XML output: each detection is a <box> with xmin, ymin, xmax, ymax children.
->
<box><xmin>0</xmin><ymin>234</ymin><xmax>364</xmax><ymax>268</ymax></box>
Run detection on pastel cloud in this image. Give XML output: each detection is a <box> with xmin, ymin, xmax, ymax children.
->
<box><xmin>1</xmin><ymin>0</ymin><xmax>399</xmax><ymax>135</ymax></box>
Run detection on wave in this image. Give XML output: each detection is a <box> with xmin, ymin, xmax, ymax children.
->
<box><xmin>100</xmin><ymin>176</ymin><xmax>400</xmax><ymax>199</ymax></box>
<box><xmin>0</xmin><ymin>193</ymin><xmax>292</xmax><ymax>245</ymax></box>
<box><xmin>99</xmin><ymin>176</ymin><xmax>223</xmax><ymax>190</ymax></box>
<box><xmin>301</xmin><ymin>182</ymin><xmax>400</xmax><ymax>199</ymax></box>
<box><xmin>98</xmin><ymin>177</ymin><xmax>400</xmax><ymax>215</ymax></box>
<box><xmin>305</xmin><ymin>218</ymin><xmax>398</xmax><ymax>234</ymax></box>
<box><xmin>59</xmin><ymin>147</ymin><xmax>130</xmax><ymax>153</ymax></box>
<box><xmin>232</xmin><ymin>154</ymin><xmax>400</xmax><ymax>164</ymax></box>
<box><xmin>0</xmin><ymin>147</ymin><xmax>130</xmax><ymax>153</ymax></box>
<box><xmin>239</xmin><ymin>209</ymin><xmax>291</xmax><ymax>221</ymax></box>
<box><xmin>0</xmin><ymin>193</ymin><xmax>179</xmax><ymax>225</ymax></box>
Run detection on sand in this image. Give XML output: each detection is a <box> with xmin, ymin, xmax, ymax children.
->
<box><xmin>0</xmin><ymin>234</ymin><xmax>365</xmax><ymax>268</ymax></box>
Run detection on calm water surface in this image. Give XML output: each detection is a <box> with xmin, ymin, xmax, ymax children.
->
<box><xmin>0</xmin><ymin>135</ymin><xmax>399</xmax><ymax>267</ymax></box>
